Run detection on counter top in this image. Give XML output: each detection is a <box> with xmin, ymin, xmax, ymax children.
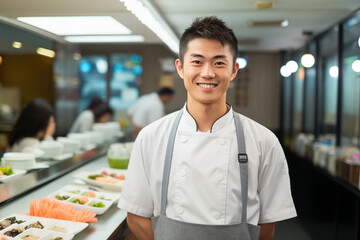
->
<box><xmin>0</xmin><ymin>155</ymin><xmax>127</xmax><ymax>240</ymax></box>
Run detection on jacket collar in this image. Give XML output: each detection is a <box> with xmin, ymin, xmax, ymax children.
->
<box><xmin>180</xmin><ymin>103</ymin><xmax>233</xmax><ymax>133</ymax></box>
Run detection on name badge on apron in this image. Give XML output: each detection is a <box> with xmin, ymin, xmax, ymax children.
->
<box><xmin>151</xmin><ymin>109</ymin><xmax>261</xmax><ymax>240</ymax></box>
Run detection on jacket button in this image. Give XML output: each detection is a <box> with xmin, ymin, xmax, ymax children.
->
<box><xmin>214</xmin><ymin>212</ymin><xmax>221</xmax><ymax>219</ymax></box>
<box><xmin>219</xmin><ymin>138</ymin><xmax>226</xmax><ymax>145</ymax></box>
<box><xmin>216</xmin><ymin>172</ymin><xmax>224</xmax><ymax>181</ymax></box>
<box><xmin>180</xmin><ymin>168</ymin><xmax>187</xmax><ymax>177</ymax></box>
<box><xmin>181</xmin><ymin>136</ymin><xmax>188</xmax><ymax>143</ymax></box>
<box><xmin>176</xmin><ymin>207</ymin><xmax>184</xmax><ymax>214</ymax></box>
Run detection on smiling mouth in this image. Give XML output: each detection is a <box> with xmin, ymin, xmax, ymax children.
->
<box><xmin>197</xmin><ymin>83</ymin><xmax>217</xmax><ymax>88</ymax></box>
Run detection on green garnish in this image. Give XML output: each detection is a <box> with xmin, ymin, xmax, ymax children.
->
<box><xmin>88</xmin><ymin>174</ymin><xmax>103</xmax><ymax>180</ymax></box>
<box><xmin>0</xmin><ymin>167</ymin><xmax>14</xmax><ymax>175</ymax></box>
<box><xmin>99</xmin><ymin>197</ymin><xmax>111</xmax><ymax>201</ymax></box>
<box><xmin>71</xmin><ymin>199</ymin><xmax>85</xmax><ymax>204</ymax></box>
<box><xmin>91</xmin><ymin>202</ymin><xmax>105</xmax><ymax>208</ymax></box>
<box><xmin>68</xmin><ymin>190</ymin><xmax>81</xmax><ymax>194</ymax></box>
<box><xmin>55</xmin><ymin>195</ymin><xmax>70</xmax><ymax>200</ymax></box>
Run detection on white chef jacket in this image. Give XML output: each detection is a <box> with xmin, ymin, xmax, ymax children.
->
<box><xmin>127</xmin><ymin>92</ymin><xmax>165</xmax><ymax>128</ymax></box>
<box><xmin>118</xmin><ymin>105</ymin><xmax>297</xmax><ymax>225</ymax></box>
<box><xmin>69</xmin><ymin>110</ymin><xmax>94</xmax><ymax>133</ymax></box>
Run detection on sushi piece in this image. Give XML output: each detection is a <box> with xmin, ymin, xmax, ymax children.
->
<box><xmin>4</xmin><ymin>225</ymin><xmax>25</xmax><ymax>237</ymax></box>
<box><xmin>0</xmin><ymin>219</ymin><xmax>12</xmax><ymax>230</ymax></box>
<box><xmin>21</xmin><ymin>234</ymin><xmax>40</xmax><ymax>240</ymax></box>
<box><xmin>25</xmin><ymin>221</ymin><xmax>44</xmax><ymax>230</ymax></box>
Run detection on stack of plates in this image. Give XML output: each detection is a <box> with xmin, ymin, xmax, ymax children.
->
<box><xmin>39</xmin><ymin>140</ymin><xmax>64</xmax><ymax>159</ymax></box>
<box><xmin>1</xmin><ymin>152</ymin><xmax>48</xmax><ymax>170</ymax></box>
<box><xmin>56</xmin><ymin>137</ymin><xmax>81</xmax><ymax>153</ymax></box>
<box><xmin>67</xmin><ymin>133</ymin><xmax>90</xmax><ymax>149</ymax></box>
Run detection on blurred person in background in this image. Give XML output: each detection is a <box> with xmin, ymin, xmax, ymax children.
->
<box><xmin>8</xmin><ymin>98</ymin><xmax>55</xmax><ymax>153</ymax></box>
<box><xmin>69</xmin><ymin>100</ymin><xmax>113</xmax><ymax>133</ymax></box>
<box><xmin>127</xmin><ymin>87</ymin><xmax>174</xmax><ymax>134</ymax></box>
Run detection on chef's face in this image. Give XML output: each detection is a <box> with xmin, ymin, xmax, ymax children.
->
<box><xmin>175</xmin><ymin>38</ymin><xmax>239</xmax><ymax>106</ymax></box>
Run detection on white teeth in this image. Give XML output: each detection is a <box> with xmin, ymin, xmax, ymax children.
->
<box><xmin>198</xmin><ymin>83</ymin><xmax>216</xmax><ymax>88</ymax></box>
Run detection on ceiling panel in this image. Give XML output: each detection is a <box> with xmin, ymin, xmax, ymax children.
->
<box><xmin>0</xmin><ymin>0</ymin><xmax>359</xmax><ymax>52</ymax></box>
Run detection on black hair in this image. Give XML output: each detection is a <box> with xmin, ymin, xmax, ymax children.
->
<box><xmin>157</xmin><ymin>87</ymin><xmax>175</xmax><ymax>96</ymax></box>
<box><xmin>179</xmin><ymin>16</ymin><xmax>238</xmax><ymax>65</ymax></box>
<box><xmin>92</xmin><ymin>103</ymin><xmax>113</xmax><ymax>122</ymax></box>
<box><xmin>9</xmin><ymin>98</ymin><xmax>54</xmax><ymax>147</ymax></box>
<box><xmin>86</xmin><ymin>97</ymin><xmax>104</xmax><ymax>111</ymax></box>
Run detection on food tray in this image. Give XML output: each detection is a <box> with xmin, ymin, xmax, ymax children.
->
<box><xmin>48</xmin><ymin>184</ymin><xmax>121</xmax><ymax>215</ymax></box>
<box><xmin>74</xmin><ymin>168</ymin><xmax>126</xmax><ymax>192</ymax></box>
<box><xmin>0</xmin><ymin>169</ymin><xmax>26</xmax><ymax>183</ymax></box>
<box><xmin>0</xmin><ymin>214</ymin><xmax>88</xmax><ymax>239</ymax></box>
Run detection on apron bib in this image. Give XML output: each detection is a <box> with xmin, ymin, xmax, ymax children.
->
<box><xmin>151</xmin><ymin>109</ymin><xmax>260</xmax><ymax>240</ymax></box>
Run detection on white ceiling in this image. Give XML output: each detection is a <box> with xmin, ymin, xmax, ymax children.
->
<box><xmin>0</xmin><ymin>0</ymin><xmax>359</xmax><ymax>53</ymax></box>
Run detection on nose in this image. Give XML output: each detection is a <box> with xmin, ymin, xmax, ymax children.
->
<box><xmin>199</xmin><ymin>63</ymin><xmax>215</xmax><ymax>79</ymax></box>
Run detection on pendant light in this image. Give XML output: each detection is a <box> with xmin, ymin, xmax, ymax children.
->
<box><xmin>301</xmin><ymin>31</ymin><xmax>315</xmax><ymax>68</ymax></box>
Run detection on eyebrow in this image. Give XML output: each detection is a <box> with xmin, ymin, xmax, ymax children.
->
<box><xmin>189</xmin><ymin>53</ymin><xmax>228</xmax><ymax>60</ymax></box>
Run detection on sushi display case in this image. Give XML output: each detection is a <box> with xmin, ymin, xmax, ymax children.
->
<box><xmin>0</xmin><ymin>154</ymin><xmax>127</xmax><ymax>240</ymax></box>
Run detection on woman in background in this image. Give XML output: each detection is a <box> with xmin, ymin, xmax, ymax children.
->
<box><xmin>69</xmin><ymin>99</ymin><xmax>113</xmax><ymax>133</ymax></box>
<box><xmin>8</xmin><ymin>98</ymin><xmax>55</xmax><ymax>153</ymax></box>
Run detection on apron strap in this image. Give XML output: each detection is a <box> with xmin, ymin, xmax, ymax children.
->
<box><xmin>160</xmin><ymin>109</ymin><xmax>248</xmax><ymax>224</ymax></box>
<box><xmin>160</xmin><ymin>109</ymin><xmax>184</xmax><ymax>215</ymax></box>
<box><xmin>233</xmin><ymin>112</ymin><xmax>248</xmax><ymax>223</ymax></box>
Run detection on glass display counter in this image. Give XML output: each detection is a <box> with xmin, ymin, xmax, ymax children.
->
<box><xmin>0</xmin><ymin>146</ymin><xmax>127</xmax><ymax>240</ymax></box>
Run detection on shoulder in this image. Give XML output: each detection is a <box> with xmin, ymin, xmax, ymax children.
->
<box><xmin>10</xmin><ymin>137</ymin><xmax>39</xmax><ymax>152</ymax></box>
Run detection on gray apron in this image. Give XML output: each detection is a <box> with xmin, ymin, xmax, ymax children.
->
<box><xmin>151</xmin><ymin>109</ymin><xmax>261</xmax><ymax>240</ymax></box>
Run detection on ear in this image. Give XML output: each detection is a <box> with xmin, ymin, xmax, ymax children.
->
<box><xmin>230</xmin><ymin>62</ymin><xmax>240</xmax><ymax>82</ymax></box>
<box><xmin>175</xmin><ymin>59</ymin><xmax>184</xmax><ymax>79</ymax></box>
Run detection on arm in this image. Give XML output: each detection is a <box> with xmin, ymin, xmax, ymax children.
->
<box><xmin>259</xmin><ymin>222</ymin><xmax>275</xmax><ymax>240</ymax></box>
<box><xmin>127</xmin><ymin>212</ymin><xmax>154</xmax><ymax>240</ymax></box>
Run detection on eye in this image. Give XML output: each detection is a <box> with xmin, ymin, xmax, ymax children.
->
<box><xmin>215</xmin><ymin>61</ymin><xmax>226</xmax><ymax>66</ymax></box>
<box><xmin>191</xmin><ymin>60</ymin><xmax>201</xmax><ymax>64</ymax></box>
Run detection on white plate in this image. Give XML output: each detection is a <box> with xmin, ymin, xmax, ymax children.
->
<box><xmin>0</xmin><ymin>169</ymin><xmax>26</xmax><ymax>183</ymax></box>
<box><xmin>74</xmin><ymin>168</ymin><xmax>126</xmax><ymax>192</ymax></box>
<box><xmin>2</xmin><ymin>163</ymin><xmax>48</xmax><ymax>171</ymax></box>
<box><xmin>48</xmin><ymin>184</ymin><xmax>121</xmax><ymax>215</ymax></box>
<box><xmin>0</xmin><ymin>214</ymin><xmax>88</xmax><ymax>237</ymax></box>
<box><xmin>27</xmin><ymin>163</ymin><xmax>49</xmax><ymax>170</ymax></box>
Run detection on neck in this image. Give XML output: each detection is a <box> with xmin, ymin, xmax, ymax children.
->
<box><xmin>187</xmin><ymin>100</ymin><xmax>229</xmax><ymax>132</ymax></box>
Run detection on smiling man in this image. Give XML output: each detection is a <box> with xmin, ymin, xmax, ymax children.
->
<box><xmin>118</xmin><ymin>16</ymin><xmax>297</xmax><ymax>240</ymax></box>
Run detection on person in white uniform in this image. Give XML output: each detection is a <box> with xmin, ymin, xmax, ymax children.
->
<box><xmin>8</xmin><ymin>98</ymin><xmax>55</xmax><ymax>155</ymax></box>
<box><xmin>69</xmin><ymin>100</ymin><xmax>113</xmax><ymax>133</ymax></box>
<box><xmin>118</xmin><ymin>17</ymin><xmax>297</xmax><ymax>240</ymax></box>
<box><xmin>127</xmin><ymin>87</ymin><xmax>174</xmax><ymax>134</ymax></box>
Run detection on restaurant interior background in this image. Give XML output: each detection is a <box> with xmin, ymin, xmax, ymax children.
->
<box><xmin>1</xmin><ymin>1</ymin><xmax>360</xmax><ymax>239</ymax></box>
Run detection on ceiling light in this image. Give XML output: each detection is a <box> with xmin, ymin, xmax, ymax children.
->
<box><xmin>119</xmin><ymin>0</ymin><xmax>179</xmax><ymax>54</ymax></box>
<box><xmin>12</xmin><ymin>41</ymin><xmax>22</xmax><ymax>49</ymax></box>
<box><xmin>352</xmin><ymin>60</ymin><xmax>360</xmax><ymax>73</ymax></box>
<box><xmin>255</xmin><ymin>1</ymin><xmax>273</xmax><ymax>9</ymax></box>
<box><xmin>301</xmin><ymin>54</ymin><xmax>315</xmax><ymax>68</ymax></box>
<box><xmin>280</xmin><ymin>65</ymin><xmax>291</xmax><ymax>77</ymax></box>
<box><xmin>73</xmin><ymin>53</ymin><xmax>82</xmax><ymax>61</ymax></box>
<box><xmin>280</xmin><ymin>20</ymin><xmax>289</xmax><ymax>27</ymax></box>
<box><xmin>286</xmin><ymin>60</ymin><xmax>298</xmax><ymax>73</ymax></box>
<box><xmin>36</xmin><ymin>47</ymin><xmax>55</xmax><ymax>58</ymax></box>
<box><xmin>236</xmin><ymin>57</ymin><xmax>247</xmax><ymax>69</ymax></box>
<box><xmin>358</xmin><ymin>36</ymin><xmax>360</xmax><ymax>47</ymax></box>
<box><xmin>17</xmin><ymin>16</ymin><xmax>131</xmax><ymax>35</ymax></box>
<box><xmin>248</xmin><ymin>19</ymin><xmax>288</xmax><ymax>27</ymax></box>
<box><xmin>64</xmin><ymin>35</ymin><xmax>145</xmax><ymax>43</ymax></box>
<box><xmin>0</xmin><ymin>56</ymin><xmax>3</xmax><ymax>65</ymax></box>
<box><xmin>329</xmin><ymin>66</ymin><xmax>338</xmax><ymax>78</ymax></box>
